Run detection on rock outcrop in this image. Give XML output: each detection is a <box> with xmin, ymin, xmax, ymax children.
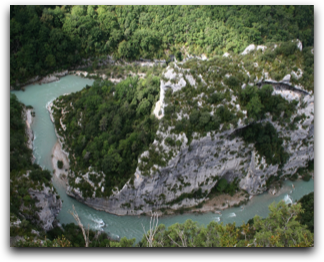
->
<box><xmin>241</xmin><ymin>44</ymin><xmax>267</xmax><ymax>55</ymax></box>
<box><xmin>28</xmin><ymin>184</ymin><xmax>62</xmax><ymax>231</ymax></box>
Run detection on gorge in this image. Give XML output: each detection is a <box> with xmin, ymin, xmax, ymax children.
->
<box><xmin>11</xmin><ymin>44</ymin><xmax>314</xmax><ymax>242</ymax></box>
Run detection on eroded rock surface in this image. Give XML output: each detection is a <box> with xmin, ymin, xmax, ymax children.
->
<box><xmin>29</xmin><ymin>184</ymin><xmax>62</xmax><ymax>231</ymax></box>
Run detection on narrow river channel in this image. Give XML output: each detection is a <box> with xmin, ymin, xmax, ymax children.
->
<box><xmin>11</xmin><ymin>75</ymin><xmax>314</xmax><ymax>243</ymax></box>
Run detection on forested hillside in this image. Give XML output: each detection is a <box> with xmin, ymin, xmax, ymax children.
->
<box><xmin>10</xmin><ymin>5</ymin><xmax>313</xmax><ymax>86</ymax></box>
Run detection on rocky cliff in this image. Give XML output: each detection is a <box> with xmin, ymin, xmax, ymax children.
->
<box><xmin>65</xmin><ymin>80</ymin><xmax>313</xmax><ymax>215</ymax></box>
<box><xmin>57</xmin><ymin>44</ymin><xmax>314</xmax><ymax>215</ymax></box>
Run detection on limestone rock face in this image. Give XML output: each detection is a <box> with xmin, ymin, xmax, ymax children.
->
<box><xmin>241</xmin><ymin>44</ymin><xmax>267</xmax><ymax>55</ymax></box>
<box><xmin>28</xmin><ymin>185</ymin><xmax>62</xmax><ymax>231</ymax></box>
<box><xmin>241</xmin><ymin>44</ymin><xmax>256</xmax><ymax>55</ymax></box>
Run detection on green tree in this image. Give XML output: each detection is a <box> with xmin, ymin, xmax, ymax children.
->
<box><xmin>252</xmin><ymin>201</ymin><xmax>314</xmax><ymax>247</ymax></box>
<box><xmin>45</xmin><ymin>54</ymin><xmax>56</xmax><ymax>68</ymax></box>
<box><xmin>216</xmin><ymin>178</ymin><xmax>228</xmax><ymax>193</ymax></box>
<box><xmin>109</xmin><ymin>237</ymin><xmax>136</xmax><ymax>247</ymax></box>
<box><xmin>246</xmin><ymin>95</ymin><xmax>263</xmax><ymax>120</ymax></box>
<box><xmin>57</xmin><ymin>160</ymin><xmax>63</xmax><ymax>169</ymax></box>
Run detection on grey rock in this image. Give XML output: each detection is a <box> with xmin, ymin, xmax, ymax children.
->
<box><xmin>29</xmin><ymin>185</ymin><xmax>62</xmax><ymax>231</ymax></box>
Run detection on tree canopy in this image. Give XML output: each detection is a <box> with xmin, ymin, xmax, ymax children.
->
<box><xmin>138</xmin><ymin>200</ymin><xmax>313</xmax><ymax>247</ymax></box>
<box><xmin>52</xmin><ymin>75</ymin><xmax>160</xmax><ymax>197</ymax></box>
<box><xmin>10</xmin><ymin>5</ymin><xmax>314</xmax><ymax>86</ymax></box>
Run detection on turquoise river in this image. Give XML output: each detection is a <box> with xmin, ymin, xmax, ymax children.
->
<box><xmin>11</xmin><ymin>75</ymin><xmax>314</xmax><ymax>243</ymax></box>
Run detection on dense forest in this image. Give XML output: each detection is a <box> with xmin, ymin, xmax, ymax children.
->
<box><xmin>10</xmin><ymin>5</ymin><xmax>313</xmax><ymax>86</ymax></box>
<box><xmin>52</xmin><ymin>74</ymin><xmax>160</xmax><ymax>197</ymax></box>
<box><xmin>10</xmin><ymin>94</ymin><xmax>33</xmax><ymax>172</ymax></box>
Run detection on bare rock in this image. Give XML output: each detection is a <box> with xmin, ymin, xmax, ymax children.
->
<box><xmin>28</xmin><ymin>185</ymin><xmax>62</xmax><ymax>231</ymax></box>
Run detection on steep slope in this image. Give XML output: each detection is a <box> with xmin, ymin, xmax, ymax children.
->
<box><xmin>52</xmin><ymin>41</ymin><xmax>314</xmax><ymax>215</ymax></box>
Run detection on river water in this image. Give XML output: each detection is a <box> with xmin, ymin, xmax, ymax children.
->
<box><xmin>11</xmin><ymin>75</ymin><xmax>314</xmax><ymax>243</ymax></box>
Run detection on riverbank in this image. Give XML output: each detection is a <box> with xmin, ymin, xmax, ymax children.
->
<box><xmin>154</xmin><ymin>191</ymin><xmax>250</xmax><ymax>217</ymax></box>
<box><xmin>47</xmin><ymin>99</ymin><xmax>70</xmax><ymax>187</ymax></box>
<box><xmin>47</xmin><ymin>100</ymin><xmax>70</xmax><ymax>157</ymax></box>
<box><xmin>69</xmin><ymin>67</ymin><xmax>148</xmax><ymax>83</ymax></box>
<box><xmin>11</xmin><ymin>55</ymin><xmax>166</xmax><ymax>90</ymax></box>
<box><xmin>24</xmin><ymin>108</ymin><xmax>36</xmax><ymax>162</ymax></box>
<box><xmin>11</xmin><ymin>70</ymin><xmax>69</xmax><ymax>90</ymax></box>
<box><xmin>69</xmin><ymin>70</ymin><xmax>124</xmax><ymax>83</ymax></box>
<box><xmin>11</xmin><ymin>53</ymin><xmax>205</xmax><ymax>91</ymax></box>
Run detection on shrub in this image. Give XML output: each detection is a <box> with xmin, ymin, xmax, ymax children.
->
<box><xmin>208</xmin><ymin>92</ymin><xmax>224</xmax><ymax>104</ymax></box>
<box><xmin>216</xmin><ymin>178</ymin><xmax>228</xmax><ymax>193</ymax></box>
<box><xmin>275</xmin><ymin>41</ymin><xmax>297</xmax><ymax>56</ymax></box>
<box><xmin>224</xmin><ymin>76</ymin><xmax>240</xmax><ymax>90</ymax></box>
<box><xmin>238</xmin><ymin>122</ymin><xmax>289</xmax><ymax>167</ymax></box>
<box><xmin>57</xmin><ymin>160</ymin><xmax>63</xmax><ymax>169</ymax></box>
<box><xmin>216</xmin><ymin>106</ymin><xmax>234</xmax><ymax>123</ymax></box>
<box><xmin>289</xmin><ymin>173</ymin><xmax>298</xmax><ymax>181</ymax></box>
<box><xmin>175</xmin><ymin>51</ymin><xmax>183</xmax><ymax>62</ymax></box>
<box><xmin>165</xmin><ymin>137</ymin><xmax>176</xmax><ymax>147</ymax></box>
<box><xmin>302</xmin><ymin>173</ymin><xmax>312</xmax><ymax>182</ymax></box>
<box><xmin>29</xmin><ymin>170</ymin><xmax>52</xmax><ymax>185</ymax></box>
<box><xmin>189</xmin><ymin>109</ymin><xmax>200</xmax><ymax>125</ymax></box>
